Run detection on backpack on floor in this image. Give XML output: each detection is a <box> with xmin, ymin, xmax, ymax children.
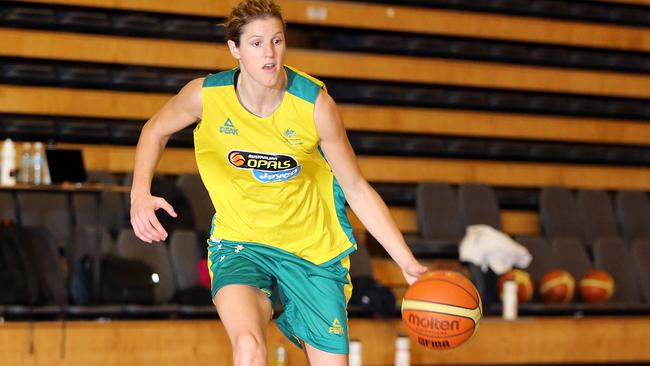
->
<box><xmin>0</xmin><ymin>223</ymin><xmax>39</xmax><ymax>305</ymax></box>
<box><xmin>349</xmin><ymin>276</ymin><xmax>397</xmax><ymax>318</ymax></box>
<box><xmin>69</xmin><ymin>253</ymin><xmax>94</xmax><ymax>305</ymax></box>
<box><xmin>20</xmin><ymin>226</ymin><xmax>67</xmax><ymax>306</ymax></box>
<box><xmin>100</xmin><ymin>254</ymin><xmax>155</xmax><ymax>305</ymax></box>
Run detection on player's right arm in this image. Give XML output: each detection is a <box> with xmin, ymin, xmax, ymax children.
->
<box><xmin>130</xmin><ymin>78</ymin><xmax>204</xmax><ymax>243</ymax></box>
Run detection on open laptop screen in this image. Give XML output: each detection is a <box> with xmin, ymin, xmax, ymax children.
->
<box><xmin>45</xmin><ymin>148</ymin><xmax>88</xmax><ymax>184</ymax></box>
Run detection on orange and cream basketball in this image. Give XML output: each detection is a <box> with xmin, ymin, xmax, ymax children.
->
<box><xmin>401</xmin><ymin>270</ymin><xmax>482</xmax><ymax>350</ymax></box>
<box><xmin>579</xmin><ymin>269</ymin><xmax>615</xmax><ymax>303</ymax></box>
<box><xmin>539</xmin><ymin>269</ymin><xmax>575</xmax><ymax>303</ymax></box>
<box><xmin>497</xmin><ymin>269</ymin><xmax>534</xmax><ymax>303</ymax></box>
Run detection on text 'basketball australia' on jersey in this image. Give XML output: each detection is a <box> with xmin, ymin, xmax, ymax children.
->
<box><xmin>195</xmin><ymin>65</ymin><xmax>356</xmax><ymax>266</ymax></box>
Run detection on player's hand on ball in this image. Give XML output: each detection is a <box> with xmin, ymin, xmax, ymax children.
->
<box><xmin>401</xmin><ymin>260</ymin><xmax>428</xmax><ymax>285</ymax></box>
<box><xmin>130</xmin><ymin>194</ymin><xmax>177</xmax><ymax>243</ymax></box>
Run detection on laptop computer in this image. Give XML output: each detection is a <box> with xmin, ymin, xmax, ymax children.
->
<box><xmin>45</xmin><ymin>148</ymin><xmax>88</xmax><ymax>184</ymax></box>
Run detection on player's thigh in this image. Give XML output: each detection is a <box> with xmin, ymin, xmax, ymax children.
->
<box><xmin>303</xmin><ymin>342</ymin><xmax>349</xmax><ymax>366</ymax></box>
<box><xmin>215</xmin><ymin>284</ymin><xmax>274</xmax><ymax>343</ymax></box>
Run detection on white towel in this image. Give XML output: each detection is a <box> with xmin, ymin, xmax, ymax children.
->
<box><xmin>459</xmin><ymin>224</ymin><xmax>532</xmax><ymax>275</ymax></box>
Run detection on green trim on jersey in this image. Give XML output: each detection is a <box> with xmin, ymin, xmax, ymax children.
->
<box><xmin>203</xmin><ymin>69</ymin><xmax>236</xmax><ymax>87</ymax></box>
<box><xmin>333</xmin><ymin>178</ymin><xmax>357</xmax><ymax>245</ymax></box>
<box><xmin>286</xmin><ymin>67</ymin><xmax>322</xmax><ymax>104</ymax></box>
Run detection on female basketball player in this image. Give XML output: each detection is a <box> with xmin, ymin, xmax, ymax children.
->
<box><xmin>130</xmin><ymin>1</ymin><xmax>427</xmax><ymax>365</ymax></box>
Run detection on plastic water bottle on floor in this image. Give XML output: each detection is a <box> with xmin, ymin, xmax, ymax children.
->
<box><xmin>275</xmin><ymin>344</ymin><xmax>286</xmax><ymax>366</ymax></box>
<box><xmin>395</xmin><ymin>335</ymin><xmax>410</xmax><ymax>366</ymax></box>
<box><xmin>502</xmin><ymin>280</ymin><xmax>519</xmax><ymax>320</ymax></box>
<box><xmin>19</xmin><ymin>142</ymin><xmax>31</xmax><ymax>184</ymax></box>
<box><xmin>349</xmin><ymin>339</ymin><xmax>362</xmax><ymax>366</ymax></box>
<box><xmin>32</xmin><ymin>142</ymin><xmax>43</xmax><ymax>185</ymax></box>
<box><xmin>1</xmin><ymin>138</ymin><xmax>16</xmax><ymax>186</ymax></box>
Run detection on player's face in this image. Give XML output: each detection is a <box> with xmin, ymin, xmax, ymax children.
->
<box><xmin>228</xmin><ymin>17</ymin><xmax>286</xmax><ymax>88</ymax></box>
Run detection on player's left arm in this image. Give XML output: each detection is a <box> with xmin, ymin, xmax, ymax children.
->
<box><xmin>314</xmin><ymin>91</ymin><xmax>427</xmax><ymax>285</ymax></box>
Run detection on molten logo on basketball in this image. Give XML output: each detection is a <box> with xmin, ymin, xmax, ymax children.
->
<box><xmin>407</xmin><ymin>314</ymin><xmax>460</xmax><ymax>331</ymax></box>
<box><xmin>418</xmin><ymin>337</ymin><xmax>451</xmax><ymax>350</ymax></box>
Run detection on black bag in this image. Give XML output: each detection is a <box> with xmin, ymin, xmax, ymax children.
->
<box><xmin>100</xmin><ymin>254</ymin><xmax>155</xmax><ymax>305</ymax></box>
<box><xmin>69</xmin><ymin>254</ymin><xmax>94</xmax><ymax>305</ymax></box>
<box><xmin>0</xmin><ymin>223</ymin><xmax>39</xmax><ymax>305</ymax></box>
<box><xmin>173</xmin><ymin>286</ymin><xmax>212</xmax><ymax>305</ymax></box>
<box><xmin>349</xmin><ymin>276</ymin><xmax>397</xmax><ymax>317</ymax></box>
<box><xmin>20</xmin><ymin>227</ymin><xmax>67</xmax><ymax>306</ymax></box>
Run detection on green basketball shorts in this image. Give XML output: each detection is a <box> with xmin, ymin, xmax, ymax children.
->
<box><xmin>207</xmin><ymin>239</ymin><xmax>353</xmax><ymax>354</ymax></box>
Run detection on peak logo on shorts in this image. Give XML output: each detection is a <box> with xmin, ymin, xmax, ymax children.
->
<box><xmin>227</xmin><ymin>150</ymin><xmax>301</xmax><ymax>183</ymax></box>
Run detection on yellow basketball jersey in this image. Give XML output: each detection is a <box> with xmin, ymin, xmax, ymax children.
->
<box><xmin>195</xmin><ymin>65</ymin><xmax>356</xmax><ymax>265</ymax></box>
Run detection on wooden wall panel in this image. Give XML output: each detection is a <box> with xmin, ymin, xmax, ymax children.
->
<box><xmin>20</xmin><ymin>0</ymin><xmax>650</xmax><ymax>52</ymax></box>
<box><xmin>347</xmin><ymin>208</ymin><xmax>539</xmax><ymax>237</ymax></box>
<box><xmin>2</xmin><ymin>318</ymin><xmax>650</xmax><ymax>365</ymax></box>
<box><xmin>4</xmin><ymin>86</ymin><xmax>650</xmax><ymax>146</ymax></box>
<box><xmin>4</xmin><ymin>29</ymin><xmax>650</xmax><ymax>98</ymax></box>
<box><xmin>36</xmin><ymin>143</ymin><xmax>650</xmax><ymax>191</ymax></box>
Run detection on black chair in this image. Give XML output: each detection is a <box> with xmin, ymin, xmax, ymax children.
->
<box><xmin>517</xmin><ymin>237</ymin><xmax>553</xmax><ymax>295</ymax></box>
<box><xmin>577</xmin><ymin>189</ymin><xmax>619</xmax><ymax>247</ymax></box>
<box><xmin>169</xmin><ymin>230</ymin><xmax>215</xmax><ymax>316</ymax></box>
<box><xmin>116</xmin><ymin>229</ymin><xmax>176</xmax><ymax>306</ymax></box>
<box><xmin>176</xmin><ymin>174</ymin><xmax>215</xmax><ymax>235</ymax></box>
<box><xmin>67</xmin><ymin>225</ymin><xmax>122</xmax><ymax>317</ymax></box>
<box><xmin>458</xmin><ymin>183</ymin><xmax>501</xmax><ymax>229</ymax></box>
<box><xmin>17</xmin><ymin>192</ymin><xmax>70</xmax><ymax>250</ymax></box>
<box><xmin>592</xmin><ymin>237</ymin><xmax>642</xmax><ymax>304</ymax></box>
<box><xmin>406</xmin><ymin>182</ymin><xmax>464</xmax><ymax>258</ymax></box>
<box><xmin>123</xmin><ymin>173</ymin><xmax>195</xmax><ymax>236</ymax></box>
<box><xmin>550</xmin><ymin>237</ymin><xmax>592</xmax><ymax>284</ymax></box>
<box><xmin>631</xmin><ymin>239</ymin><xmax>650</xmax><ymax>303</ymax></box>
<box><xmin>616</xmin><ymin>190</ymin><xmax>650</xmax><ymax>244</ymax></box>
<box><xmin>0</xmin><ymin>192</ymin><xmax>16</xmax><ymax>222</ymax></box>
<box><xmin>540</xmin><ymin>187</ymin><xmax>582</xmax><ymax>241</ymax></box>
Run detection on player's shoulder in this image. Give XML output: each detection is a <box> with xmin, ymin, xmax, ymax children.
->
<box><xmin>285</xmin><ymin>65</ymin><xmax>325</xmax><ymax>104</ymax></box>
<box><xmin>203</xmin><ymin>69</ymin><xmax>237</xmax><ymax>88</ymax></box>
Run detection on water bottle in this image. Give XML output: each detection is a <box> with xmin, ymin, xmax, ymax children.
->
<box><xmin>395</xmin><ymin>336</ymin><xmax>410</xmax><ymax>366</ymax></box>
<box><xmin>1</xmin><ymin>138</ymin><xmax>16</xmax><ymax>186</ymax></box>
<box><xmin>43</xmin><ymin>141</ymin><xmax>52</xmax><ymax>185</ymax></box>
<box><xmin>349</xmin><ymin>339</ymin><xmax>362</xmax><ymax>366</ymax></box>
<box><xmin>502</xmin><ymin>280</ymin><xmax>519</xmax><ymax>320</ymax></box>
<box><xmin>32</xmin><ymin>142</ymin><xmax>43</xmax><ymax>185</ymax></box>
<box><xmin>275</xmin><ymin>344</ymin><xmax>286</xmax><ymax>366</ymax></box>
<box><xmin>19</xmin><ymin>142</ymin><xmax>31</xmax><ymax>184</ymax></box>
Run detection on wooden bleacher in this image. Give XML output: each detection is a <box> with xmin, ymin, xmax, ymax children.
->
<box><xmin>4</xmin><ymin>28</ymin><xmax>650</xmax><ymax>98</ymax></box>
<box><xmin>19</xmin><ymin>0</ymin><xmax>650</xmax><ymax>51</ymax></box>
<box><xmin>6</xmin><ymin>85</ymin><xmax>650</xmax><ymax>146</ymax></box>
<box><xmin>3</xmin><ymin>318</ymin><xmax>650</xmax><ymax>365</ymax></box>
<box><xmin>40</xmin><ymin>142</ymin><xmax>650</xmax><ymax>192</ymax></box>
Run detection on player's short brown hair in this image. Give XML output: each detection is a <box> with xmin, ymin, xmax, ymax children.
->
<box><xmin>223</xmin><ymin>0</ymin><xmax>285</xmax><ymax>46</ymax></box>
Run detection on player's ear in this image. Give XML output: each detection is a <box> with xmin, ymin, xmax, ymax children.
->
<box><xmin>227</xmin><ymin>40</ymin><xmax>241</xmax><ymax>60</ymax></box>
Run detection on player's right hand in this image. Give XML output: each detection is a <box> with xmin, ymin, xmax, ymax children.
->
<box><xmin>130</xmin><ymin>193</ymin><xmax>177</xmax><ymax>243</ymax></box>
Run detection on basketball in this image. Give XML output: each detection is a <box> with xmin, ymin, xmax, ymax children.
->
<box><xmin>401</xmin><ymin>270</ymin><xmax>482</xmax><ymax>351</ymax></box>
<box><xmin>229</xmin><ymin>152</ymin><xmax>246</xmax><ymax>167</ymax></box>
<box><xmin>497</xmin><ymin>269</ymin><xmax>534</xmax><ymax>303</ymax></box>
<box><xmin>539</xmin><ymin>269</ymin><xmax>575</xmax><ymax>303</ymax></box>
<box><xmin>579</xmin><ymin>269</ymin><xmax>615</xmax><ymax>303</ymax></box>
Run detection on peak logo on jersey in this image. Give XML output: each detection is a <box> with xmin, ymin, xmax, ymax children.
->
<box><xmin>219</xmin><ymin>118</ymin><xmax>238</xmax><ymax>135</ymax></box>
<box><xmin>328</xmin><ymin>318</ymin><xmax>344</xmax><ymax>335</ymax></box>
<box><xmin>227</xmin><ymin>150</ymin><xmax>301</xmax><ymax>183</ymax></box>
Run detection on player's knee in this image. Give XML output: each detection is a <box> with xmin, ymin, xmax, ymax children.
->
<box><xmin>233</xmin><ymin>333</ymin><xmax>266</xmax><ymax>366</ymax></box>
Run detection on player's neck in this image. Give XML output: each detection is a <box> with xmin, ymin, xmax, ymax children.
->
<box><xmin>236</xmin><ymin>69</ymin><xmax>286</xmax><ymax>118</ymax></box>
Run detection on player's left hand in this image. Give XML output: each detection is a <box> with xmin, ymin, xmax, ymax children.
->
<box><xmin>401</xmin><ymin>261</ymin><xmax>428</xmax><ymax>285</ymax></box>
